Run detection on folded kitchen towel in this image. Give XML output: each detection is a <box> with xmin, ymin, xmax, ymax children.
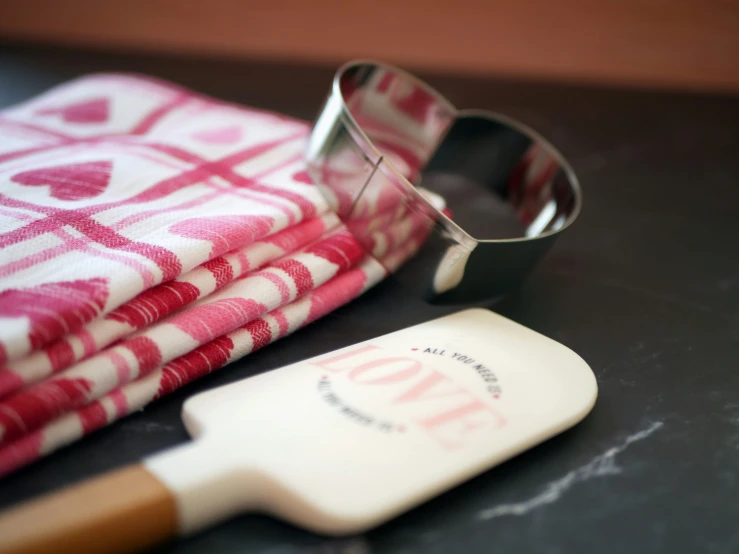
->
<box><xmin>0</xmin><ymin>73</ymin><xmax>326</xmax><ymax>365</ymax></box>
<box><xmin>0</xmin><ymin>213</ymin><xmax>340</xmax><ymax>397</ymax></box>
<box><xmin>0</xmin><ymin>73</ymin><xmax>439</xmax><ymax>474</ymax></box>
<box><xmin>0</xmin><ymin>229</ymin><xmax>427</xmax><ymax>477</ymax></box>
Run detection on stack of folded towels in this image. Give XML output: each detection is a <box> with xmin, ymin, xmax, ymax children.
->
<box><xmin>0</xmin><ymin>74</ymin><xmax>433</xmax><ymax>476</ymax></box>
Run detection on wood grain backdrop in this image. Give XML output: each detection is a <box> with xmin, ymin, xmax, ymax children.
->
<box><xmin>0</xmin><ymin>0</ymin><xmax>738</xmax><ymax>93</ymax></box>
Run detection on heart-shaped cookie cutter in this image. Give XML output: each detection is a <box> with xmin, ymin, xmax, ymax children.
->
<box><xmin>306</xmin><ymin>61</ymin><xmax>581</xmax><ymax>303</ymax></box>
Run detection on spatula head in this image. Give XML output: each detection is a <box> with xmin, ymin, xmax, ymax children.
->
<box><xmin>177</xmin><ymin>309</ymin><xmax>597</xmax><ymax>534</ymax></box>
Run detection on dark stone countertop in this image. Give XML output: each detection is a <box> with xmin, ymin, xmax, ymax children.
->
<box><xmin>1</xmin><ymin>43</ymin><xmax>738</xmax><ymax>554</ymax></box>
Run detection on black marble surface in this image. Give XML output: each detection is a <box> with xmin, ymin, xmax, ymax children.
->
<box><xmin>1</xmin><ymin>43</ymin><xmax>738</xmax><ymax>554</ymax></box>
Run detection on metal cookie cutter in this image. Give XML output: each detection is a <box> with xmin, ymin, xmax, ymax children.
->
<box><xmin>306</xmin><ymin>61</ymin><xmax>581</xmax><ymax>304</ymax></box>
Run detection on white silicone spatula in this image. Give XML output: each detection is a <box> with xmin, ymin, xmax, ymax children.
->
<box><xmin>0</xmin><ymin>309</ymin><xmax>597</xmax><ymax>554</ymax></box>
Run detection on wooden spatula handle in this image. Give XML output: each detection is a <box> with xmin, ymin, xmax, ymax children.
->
<box><xmin>0</xmin><ymin>464</ymin><xmax>178</xmax><ymax>554</ymax></box>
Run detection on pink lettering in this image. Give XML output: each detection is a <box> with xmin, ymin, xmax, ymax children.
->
<box><xmin>393</xmin><ymin>370</ymin><xmax>459</xmax><ymax>403</ymax></box>
<box><xmin>310</xmin><ymin>344</ymin><xmax>378</xmax><ymax>373</ymax></box>
<box><xmin>348</xmin><ymin>358</ymin><xmax>422</xmax><ymax>385</ymax></box>
<box><xmin>310</xmin><ymin>343</ymin><xmax>506</xmax><ymax>451</ymax></box>
<box><xmin>416</xmin><ymin>398</ymin><xmax>504</xmax><ymax>451</ymax></box>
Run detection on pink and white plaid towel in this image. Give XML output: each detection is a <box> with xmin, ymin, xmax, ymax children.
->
<box><xmin>0</xmin><ymin>74</ymin><xmax>435</xmax><ymax>475</ymax></box>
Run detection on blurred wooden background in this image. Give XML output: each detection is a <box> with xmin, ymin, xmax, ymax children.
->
<box><xmin>1</xmin><ymin>0</ymin><xmax>738</xmax><ymax>93</ymax></box>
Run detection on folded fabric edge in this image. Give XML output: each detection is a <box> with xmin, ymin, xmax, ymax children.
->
<box><xmin>0</xmin><ymin>221</ymin><xmax>370</xmax><ymax>445</ymax></box>
<box><xmin>0</xmin><ymin>229</ymin><xmax>425</xmax><ymax>477</ymax></box>
<box><xmin>0</xmin><ymin>197</ymin><xmax>438</xmax><ymax>446</ymax></box>
<box><xmin>0</xmin><ymin>213</ymin><xmax>342</xmax><ymax>397</ymax></box>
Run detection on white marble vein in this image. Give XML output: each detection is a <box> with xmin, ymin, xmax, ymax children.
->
<box><xmin>478</xmin><ymin>421</ymin><xmax>664</xmax><ymax>520</ymax></box>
